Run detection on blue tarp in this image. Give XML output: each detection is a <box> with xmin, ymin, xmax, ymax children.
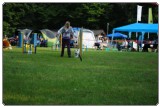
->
<box><xmin>107</xmin><ymin>33</ymin><xmax>127</xmax><ymax>38</ymax></box>
<box><xmin>73</xmin><ymin>27</ymin><xmax>81</xmax><ymax>31</ymax></box>
<box><xmin>113</xmin><ymin>23</ymin><xmax>158</xmax><ymax>33</ymax></box>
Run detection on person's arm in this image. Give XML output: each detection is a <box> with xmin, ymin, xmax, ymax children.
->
<box><xmin>57</xmin><ymin>27</ymin><xmax>64</xmax><ymax>39</ymax></box>
<box><xmin>57</xmin><ymin>27</ymin><xmax>64</xmax><ymax>35</ymax></box>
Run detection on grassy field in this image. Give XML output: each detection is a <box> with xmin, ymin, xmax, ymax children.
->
<box><xmin>3</xmin><ymin>47</ymin><xmax>158</xmax><ymax>105</ymax></box>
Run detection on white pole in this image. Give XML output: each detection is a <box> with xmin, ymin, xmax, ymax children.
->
<box><xmin>107</xmin><ymin>23</ymin><xmax>109</xmax><ymax>36</ymax></box>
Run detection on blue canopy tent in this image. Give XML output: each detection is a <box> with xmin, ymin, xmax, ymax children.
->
<box><xmin>111</xmin><ymin>23</ymin><xmax>158</xmax><ymax>44</ymax></box>
<box><xmin>107</xmin><ymin>32</ymin><xmax>127</xmax><ymax>39</ymax></box>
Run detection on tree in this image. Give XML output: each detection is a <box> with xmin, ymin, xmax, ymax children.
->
<box><xmin>3</xmin><ymin>3</ymin><xmax>158</xmax><ymax>37</ymax></box>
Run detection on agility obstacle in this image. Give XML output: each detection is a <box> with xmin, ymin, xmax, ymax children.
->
<box><xmin>18</xmin><ymin>32</ymin><xmax>37</xmax><ymax>54</ymax></box>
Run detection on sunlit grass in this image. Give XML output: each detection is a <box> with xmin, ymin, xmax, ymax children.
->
<box><xmin>3</xmin><ymin>47</ymin><xmax>158</xmax><ymax>105</ymax></box>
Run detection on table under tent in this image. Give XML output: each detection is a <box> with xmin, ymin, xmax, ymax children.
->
<box><xmin>111</xmin><ymin>23</ymin><xmax>158</xmax><ymax>51</ymax></box>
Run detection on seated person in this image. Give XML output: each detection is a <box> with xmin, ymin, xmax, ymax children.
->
<box><xmin>120</xmin><ymin>39</ymin><xmax>128</xmax><ymax>51</ymax></box>
<box><xmin>40</xmin><ymin>38</ymin><xmax>48</xmax><ymax>47</ymax></box>
<box><xmin>94</xmin><ymin>42</ymin><xmax>100</xmax><ymax>49</ymax></box>
<box><xmin>127</xmin><ymin>40</ymin><xmax>133</xmax><ymax>51</ymax></box>
<box><xmin>94</xmin><ymin>35</ymin><xmax>102</xmax><ymax>50</ymax></box>
<box><xmin>100</xmin><ymin>37</ymin><xmax>109</xmax><ymax>50</ymax></box>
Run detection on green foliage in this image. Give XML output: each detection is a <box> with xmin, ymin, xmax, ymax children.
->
<box><xmin>82</xmin><ymin>3</ymin><xmax>105</xmax><ymax>20</ymax></box>
<box><xmin>3</xmin><ymin>3</ymin><xmax>158</xmax><ymax>37</ymax></box>
<box><xmin>3</xmin><ymin>21</ymin><xmax>10</xmax><ymax>36</ymax></box>
<box><xmin>3</xmin><ymin>48</ymin><xmax>158</xmax><ymax>105</ymax></box>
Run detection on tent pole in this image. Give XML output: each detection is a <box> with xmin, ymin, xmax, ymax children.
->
<box><xmin>141</xmin><ymin>32</ymin><xmax>145</xmax><ymax>49</ymax></box>
<box><xmin>107</xmin><ymin>23</ymin><xmax>109</xmax><ymax>36</ymax></box>
<box><xmin>137</xmin><ymin>32</ymin><xmax>139</xmax><ymax>52</ymax></box>
<box><xmin>111</xmin><ymin>30</ymin><xmax>114</xmax><ymax>46</ymax></box>
<box><xmin>136</xmin><ymin>32</ymin><xmax>138</xmax><ymax>39</ymax></box>
<box><xmin>129</xmin><ymin>32</ymin><xmax>131</xmax><ymax>39</ymax></box>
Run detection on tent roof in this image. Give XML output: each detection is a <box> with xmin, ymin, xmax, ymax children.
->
<box><xmin>107</xmin><ymin>33</ymin><xmax>127</xmax><ymax>38</ymax></box>
<box><xmin>73</xmin><ymin>27</ymin><xmax>94</xmax><ymax>34</ymax></box>
<box><xmin>18</xmin><ymin>29</ymin><xmax>32</xmax><ymax>37</ymax></box>
<box><xmin>113</xmin><ymin>23</ymin><xmax>158</xmax><ymax>33</ymax></box>
<box><xmin>40</xmin><ymin>29</ymin><xmax>56</xmax><ymax>39</ymax></box>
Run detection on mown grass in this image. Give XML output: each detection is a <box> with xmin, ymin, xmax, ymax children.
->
<box><xmin>3</xmin><ymin>47</ymin><xmax>158</xmax><ymax>105</ymax></box>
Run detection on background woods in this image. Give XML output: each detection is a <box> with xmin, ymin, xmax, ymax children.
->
<box><xmin>3</xmin><ymin>3</ymin><xmax>158</xmax><ymax>37</ymax></box>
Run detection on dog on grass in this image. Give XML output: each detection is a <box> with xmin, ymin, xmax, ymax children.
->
<box><xmin>75</xmin><ymin>49</ymin><xmax>80</xmax><ymax>58</ymax></box>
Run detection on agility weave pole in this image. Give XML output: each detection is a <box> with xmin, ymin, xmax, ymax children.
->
<box><xmin>79</xmin><ymin>28</ymin><xmax>83</xmax><ymax>61</ymax></box>
<box><xmin>60</xmin><ymin>34</ymin><xmax>62</xmax><ymax>51</ymax></box>
<box><xmin>22</xmin><ymin>33</ymin><xmax>37</xmax><ymax>54</ymax></box>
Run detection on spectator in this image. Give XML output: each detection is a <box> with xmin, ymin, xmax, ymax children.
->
<box><xmin>95</xmin><ymin>34</ymin><xmax>103</xmax><ymax>50</ymax></box>
<box><xmin>120</xmin><ymin>39</ymin><xmax>128</xmax><ymax>50</ymax></box>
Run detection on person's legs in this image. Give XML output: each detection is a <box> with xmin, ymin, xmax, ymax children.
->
<box><xmin>97</xmin><ymin>43</ymin><xmax>100</xmax><ymax>50</ymax></box>
<box><xmin>120</xmin><ymin>46</ymin><xmax>125</xmax><ymax>51</ymax></box>
<box><xmin>66</xmin><ymin>39</ymin><xmax>71</xmax><ymax>57</ymax></box>
<box><xmin>117</xmin><ymin>44</ymin><xmax>121</xmax><ymax>51</ymax></box>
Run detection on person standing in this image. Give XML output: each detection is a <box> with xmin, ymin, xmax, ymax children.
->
<box><xmin>57</xmin><ymin>21</ymin><xmax>74</xmax><ymax>58</ymax></box>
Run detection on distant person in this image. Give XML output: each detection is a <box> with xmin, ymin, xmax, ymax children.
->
<box><xmin>95</xmin><ymin>34</ymin><xmax>103</xmax><ymax>50</ymax></box>
<box><xmin>120</xmin><ymin>39</ymin><xmax>128</xmax><ymax>51</ymax></box>
<box><xmin>3</xmin><ymin>35</ymin><xmax>12</xmax><ymax>49</ymax></box>
<box><xmin>57</xmin><ymin>21</ymin><xmax>74</xmax><ymax>58</ymax></box>
<box><xmin>101</xmin><ymin>31</ymin><xmax>106</xmax><ymax>38</ymax></box>
<box><xmin>15</xmin><ymin>35</ymin><xmax>19</xmax><ymax>46</ymax></box>
<box><xmin>4</xmin><ymin>35</ymin><xmax>8</xmax><ymax>40</ymax></box>
<box><xmin>100</xmin><ymin>37</ymin><xmax>109</xmax><ymax>49</ymax></box>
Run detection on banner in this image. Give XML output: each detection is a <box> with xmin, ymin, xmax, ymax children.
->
<box><xmin>148</xmin><ymin>8</ymin><xmax>153</xmax><ymax>23</ymax></box>
<box><xmin>137</xmin><ymin>5</ymin><xmax>142</xmax><ymax>22</ymax></box>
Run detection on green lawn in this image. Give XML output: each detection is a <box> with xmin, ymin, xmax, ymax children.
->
<box><xmin>3</xmin><ymin>47</ymin><xmax>158</xmax><ymax>105</ymax></box>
